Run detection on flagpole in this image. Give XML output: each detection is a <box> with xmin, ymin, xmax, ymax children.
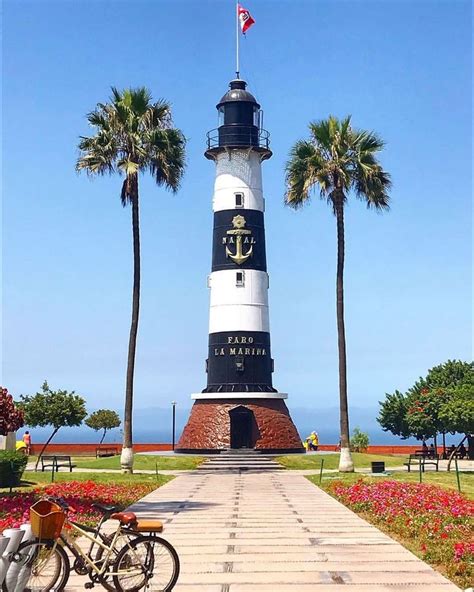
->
<box><xmin>236</xmin><ymin>1</ymin><xmax>240</xmax><ymax>78</ymax></box>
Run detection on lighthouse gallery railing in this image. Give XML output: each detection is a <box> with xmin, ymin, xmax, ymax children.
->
<box><xmin>206</xmin><ymin>127</ymin><xmax>271</xmax><ymax>151</ymax></box>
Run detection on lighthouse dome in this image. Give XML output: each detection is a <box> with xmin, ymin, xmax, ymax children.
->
<box><xmin>217</xmin><ymin>79</ymin><xmax>260</xmax><ymax>109</ymax></box>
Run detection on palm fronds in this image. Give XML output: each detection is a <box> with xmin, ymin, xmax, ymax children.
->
<box><xmin>76</xmin><ymin>87</ymin><xmax>186</xmax><ymax>205</ymax></box>
<box><xmin>285</xmin><ymin>115</ymin><xmax>391</xmax><ymax>211</ymax></box>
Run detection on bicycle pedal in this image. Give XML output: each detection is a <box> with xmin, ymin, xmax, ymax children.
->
<box><xmin>84</xmin><ymin>583</ymin><xmax>94</xmax><ymax>589</ymax></box>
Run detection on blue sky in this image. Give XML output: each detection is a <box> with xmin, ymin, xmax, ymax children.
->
<box><xmin>2</xmin><ymin>0</ymin><xmax>472</xmax><ymax>442</ymax></box>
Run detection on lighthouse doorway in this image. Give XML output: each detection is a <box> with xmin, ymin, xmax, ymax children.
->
<box><xmin>229</xmin><ymin>406</ymin><xmax>256</xmax><ymax>449</ymax></box>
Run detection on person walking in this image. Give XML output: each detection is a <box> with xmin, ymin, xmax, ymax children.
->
<box><xmin>22</xmin><ymin>431</ymin><xmax>31</xmax><ymax>455</ymax></box>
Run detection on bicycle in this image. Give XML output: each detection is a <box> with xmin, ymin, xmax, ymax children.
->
<box><xmin>2</xmin><ymin>497</ymin><xmax>180</xmax><ymax>592</ymax></box>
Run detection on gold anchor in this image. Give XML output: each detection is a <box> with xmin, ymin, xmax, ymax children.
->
<box><xmin>225</xmin><ymin>215</ymin><xmax>253</xmax><ymax>265</ymax></box>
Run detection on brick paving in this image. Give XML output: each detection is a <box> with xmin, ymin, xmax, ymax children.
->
<box><xmin>61</xmin><ymin>469</ymin><xmax>462</xmax><ymax>591</ymax></box>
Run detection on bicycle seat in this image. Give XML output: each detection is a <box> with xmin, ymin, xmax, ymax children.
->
<box><xmin>134</xmin><ymin>520</ymin><xmax>163</xmax><ymax>533</ymax></box>
<box><xmin>92</xmin><ymin>503</ymin><xmax>120</xmax><ymax>514</ymax></box>
<box><xmin>110</xmin><ymin>512</ymin><xmax>137</xmax><ymax>525</ymax></box>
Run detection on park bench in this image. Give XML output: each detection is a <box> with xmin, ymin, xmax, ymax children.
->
<box><xmin>96</xmin><ymin>446</ymin><xmax>119</xmax><ymax>458</ymax></box>
<box><xmin>40</xmin><ymin>455</ymin><xmax>75</xmax><ymax>472</ymax></box>
<box><xmin>404</xmin><ymin>452</ymin><xmax>439</xmax><ymax>472</ymax></box>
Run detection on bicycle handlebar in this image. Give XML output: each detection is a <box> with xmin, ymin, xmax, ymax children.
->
<box><xmin>46</xmin><ymin>496</ymin><xmax>76</xmax><ymax>513</ymax></box>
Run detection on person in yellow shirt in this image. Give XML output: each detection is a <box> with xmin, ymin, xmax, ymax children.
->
<box><xmin>307</xmin><ymin>431</ymin><xmax>319</xmax><ymax>451</ymax></box>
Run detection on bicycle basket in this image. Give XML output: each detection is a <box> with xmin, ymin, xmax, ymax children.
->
<box><xmin>30</xmin><ymin>500</ymin><xmax>65</xmax><ymax>540</ymax></box>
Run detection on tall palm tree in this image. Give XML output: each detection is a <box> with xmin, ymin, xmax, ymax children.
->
<box><xmin>76</xmin><ymin>87</ymin><xmax>186</xmax><ymax>473</ymax></box>
<box><xmin>285</xmin><ymin>116</ymin><xmax>391</xmax><ymax>472</ymax></box>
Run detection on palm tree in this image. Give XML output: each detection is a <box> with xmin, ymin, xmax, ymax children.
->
<box><xmin>285</xmin><ymin>116</ymin><xmax>391</xmax><ymax>472</ymax></box>
<box><xmin>76</xmin><ymin>87</ymin><xmax>186</xmax><ymax>473</ymax></box>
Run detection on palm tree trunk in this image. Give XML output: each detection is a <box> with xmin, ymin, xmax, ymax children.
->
<box><xmin>335</xmin><ymin>196</ymin><xmax>354</xmax><ymax>472</ymax></box>
<box><xmin>121</xmin><ymin>173</ymin><xmax>140</xmax><ymax>474</ymax></box>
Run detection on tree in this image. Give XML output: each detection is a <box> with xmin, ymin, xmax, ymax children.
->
<box><xmin>439</xmin><ymin>385</ymin><xmax>474</xmax><ymax>461</ymax></box>
<box><xmin>407</xmin><ymin>360</ymin><xmax>473</xmax><ymax>450</ymax></box>
<box><xmin>410</xmin><ymin>360</ymin><xmax>474</xmax><ymax>393</ymax></box>
<box><xmin>378</xmin><ymin>360</ymin><xmax>474</xmax><ymax>458</ymax></box>
<box><xmin>405</xmin><ymin>387</ymin><xmax>452</xmax><ymax>442</ymax></box>
<box><xmin>18</xmin><ymin>381</ymin><xmax>87</xmax><ymax>468</ymax></box>
<box><xmin>86</xmin><ymin>409</ymin><xmax>121</xmax><ymax>444</ymax></box>
<box><xmin>285</xmin><ymin>116</ymin><xmax>391</xmax><ymax>472</ymax></box>
<box><xmin>377</xmin><ymin>390</ymin><xmax>411</xmax><ymax>439</ymax></box>
<box><xmin>0</xmin><ymin>387</ymin><xmax>24</xmax><ymax>437</ymax></box>
<box><xmin>76</xmin><ymin>88</ymin><xmax>186</xmax><ymax>473</ymax></box>
<box><xmin>350</xmin><ymin>427</ymin><xmax>369</xmax><ymax>452</ymax></box>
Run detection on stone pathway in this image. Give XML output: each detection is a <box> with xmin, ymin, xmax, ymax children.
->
<box><xmin>64</xmin><ymin>471</ymin><xmax>459</xmax><ymax>591</ymax></box>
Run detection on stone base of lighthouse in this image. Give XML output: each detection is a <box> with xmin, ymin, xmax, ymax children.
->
<box><xmin>176</xmin><ymin>397</ymin><xmax>304</xmax><ymax>453</ymax></box>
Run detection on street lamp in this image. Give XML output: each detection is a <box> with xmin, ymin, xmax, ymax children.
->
<box><xmin>171</xmin><ymin>401</ymin><xmax>177</xmax><ymax>451</ymax></box>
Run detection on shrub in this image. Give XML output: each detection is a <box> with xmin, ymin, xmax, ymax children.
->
<box><xmin>350</xmin><ymin>427</ymin><xmax>369</xmax><ymax>452</ymax></box>
<box><xmin>0</xmin><ymin>387</ymin><xmax>24</xmax><ymax>436</ymax></box>
<box><xmin>0</xmin><ymin>450</ymin><xmax>28</xmax><ymax>488</ymax></box>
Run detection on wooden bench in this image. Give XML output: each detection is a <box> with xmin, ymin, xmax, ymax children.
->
<box><xmin>40</xmin><ymin>455</ymin><xmax>75</xmax><ymax>472</ymax></box>
<box><xmin>404</xmin><ymin>453</ymin><xmax>439</xmax><ymax>472</ymax></box>
<box><xmin>96</xmin><ymin>446</ymin><xmax>119</xmax><ymax>458</ymax></box>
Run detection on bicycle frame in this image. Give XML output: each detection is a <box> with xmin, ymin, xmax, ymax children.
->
<box><xmin>59</xmin><ymin>518</ymin><xmax>146</xmax><ymax>579</ymax></box>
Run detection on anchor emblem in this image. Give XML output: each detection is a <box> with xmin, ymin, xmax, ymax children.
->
<box><xmin>225</xmin><ymin>215</ymin><xmax>254</xmax><ymax>265</ymax></box>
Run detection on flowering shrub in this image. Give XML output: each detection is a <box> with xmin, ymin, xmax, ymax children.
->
<box><xmin>327</xmin><ymin>479</ymin><xmax>474</xmax><ymax>588</ymax></box>
<box><xmin>0</xmin><ymin>387</ymin><xmax>24</xmax><ymax>436</ymax></box>
<box><xmin>0</xmin><ymin>480</ymin><xmax>155</xmax><ymax>531</ymax></box>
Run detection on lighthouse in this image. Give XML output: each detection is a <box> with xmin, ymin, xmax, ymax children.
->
<box><xmin>177</xmin><ymin>79</ymin><xmax>302</xmax><ymax>453</ymax></box>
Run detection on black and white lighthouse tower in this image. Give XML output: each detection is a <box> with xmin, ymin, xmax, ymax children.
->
<box><xmin>177</xmin><ymin>79</ymin><xmax>302</xmax><ymax>453</ymax></box>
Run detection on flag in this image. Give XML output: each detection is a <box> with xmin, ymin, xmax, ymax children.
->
<box><xmin>238</xmin><ymin>4</ymin><xmax>255</xmax><ymax>34</ymax></box>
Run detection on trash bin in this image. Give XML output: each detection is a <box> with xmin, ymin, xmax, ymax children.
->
<box><xmin>371</xmin><ymin>461</ymin><xmax>385</xmax><ymax>473</ymax></box>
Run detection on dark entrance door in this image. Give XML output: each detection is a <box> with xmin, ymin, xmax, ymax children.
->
<box><xmin>229</xmin><ymin>406</ymin><xmax>255</xmax><ymax>449</ymax></box>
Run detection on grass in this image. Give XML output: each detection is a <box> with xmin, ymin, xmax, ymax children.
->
<box><xmin>276</xmin><ymin>452</ymin><xmax>404</xmax><ymax>470</ymax></box>
<box><xmin>74</xmin><ymin>454</ymin><xmax>204</xmax><ymax>471</ymax></box>
<box><xmin>308</xmin><ymin>469</ymin><xmax>474</xmax><ymax>498</ymax></box>
<box><xmin>2</xmin><ymin>470</ymin><xmax>173</xmax><ymax>493</ymax></box>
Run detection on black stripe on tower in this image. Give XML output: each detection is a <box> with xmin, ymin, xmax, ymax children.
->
<box><xmin>204</xmin><ymin>331</ymin><xmax>276</xmax><ymax>393</ymax></box>
<box><xmin>212</xmin><ymin>210</ymin><xmax>267</xmax><ymax>272</ymax></box>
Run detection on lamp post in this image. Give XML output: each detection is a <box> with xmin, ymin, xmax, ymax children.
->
<box><xmin>171</xmin><ymin>401</ymin><xmax>177</xmax><ymax>451</ymax></box>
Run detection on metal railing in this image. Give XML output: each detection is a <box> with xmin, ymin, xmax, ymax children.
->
<box><xmin>206</xmin><ymin>126</ymin><xmax>271</xmax><ymax>150</ymax></box>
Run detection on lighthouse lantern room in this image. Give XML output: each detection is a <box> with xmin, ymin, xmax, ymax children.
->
<box><xmin>176</xmin><ymin>79</ymin><xmax>302</xmax><ymax>453</ymax></box>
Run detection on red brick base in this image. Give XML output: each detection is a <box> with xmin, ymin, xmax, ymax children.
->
<box><xmin>176</xmin><ymin>399</ymin><xmax>303</xmax><ymax>452</ymax></box>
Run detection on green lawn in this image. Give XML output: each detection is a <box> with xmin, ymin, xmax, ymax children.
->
<box><xmin>75</xmin><ymin>454</ymin><xmax>204</xmax><ymax>471</ymax></box>
<box><xmin>308</xmin><ymin>469</ymin><xmax>474</xmax><ymax>498</ymax></box>
<box><xmin>2</xmin><ymin>470</ymin><xmax>172</xmax><ymax>493</ymax></box>
<box><xmin>276</xmin><ymin>452</ymin><xmax>404</xmax><ymax>470</ymax></box>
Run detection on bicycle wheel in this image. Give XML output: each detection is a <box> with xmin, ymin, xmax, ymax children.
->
<box><xmin>2</xmin><ymin>539</ymin><xmax>70</xmax><ymax>592</ymax></box>
<box><xmin>112</xmin><ymin>535</ymin><xmax>180</xmax><ymax>592</ymax></box>
<box><xmin>94</xmin><ymin>530</ymin><xmax>140</xmax><ymax>592</ymax></box>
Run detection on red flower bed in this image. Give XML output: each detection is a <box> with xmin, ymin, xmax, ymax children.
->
<box><xmin>327</xmin><ymin>479</ymin><xmax>474</xmax><ymax>587</ymax></box>
<box><xmin>0</xmin><ymin>480</ymin><xmax>155</xmax><ymax>531</ymax></box>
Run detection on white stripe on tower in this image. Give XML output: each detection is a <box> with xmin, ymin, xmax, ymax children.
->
<box><xmin>208</xmin><ymin>149</ymin><xmax>269</xmax><ymax>336</ymax></box>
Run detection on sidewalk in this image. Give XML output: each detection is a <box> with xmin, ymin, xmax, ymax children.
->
<box><xmin>65</xmin><ymin>470</ymin><xmax>460</xmax><ymax>591</ymax></box>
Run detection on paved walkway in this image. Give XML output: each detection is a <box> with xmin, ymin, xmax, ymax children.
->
<box><xmin>65</xmin><ymin>471</ymin><xmax>459</xmax><ymax>591</ymax></box>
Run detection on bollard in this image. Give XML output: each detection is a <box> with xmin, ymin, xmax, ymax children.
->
<box><xmin>1</xmin><ymin>529</ymin><xmax>25</xmax><ymax>587</ymax></box>
<box><xmin>319</xmin><ymin>458</ymin><xmax>325</xmax><ymax>484</ymax></box>
<box><xmin>11</xmin><ymin>524</ymin><xmax>34</xmax><ymax>592</ymax></box>
<box><xmin>4</xmin><ymin>525</ymin><xmax>32</xmax><ymax>592</ymax></box>
<box><xmin>454</xmin><ymin>458</ymin><xmax>462</xmax><ymax>493</ymax></box>
<box><xmin>0</xmin><ymin>536</ymin><xmax>11</xmax><ymax>586</ymax></box>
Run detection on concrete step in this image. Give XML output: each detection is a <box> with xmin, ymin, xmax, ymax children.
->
<box><xmin>198</xmin><ymin>454</ymin><xmax>283</xmax><ymax>472</ymax></box>
<box><xmin>205</xmin><ymin>457</ymin><xmax>275</xmax><ymax>462</ymax></box>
